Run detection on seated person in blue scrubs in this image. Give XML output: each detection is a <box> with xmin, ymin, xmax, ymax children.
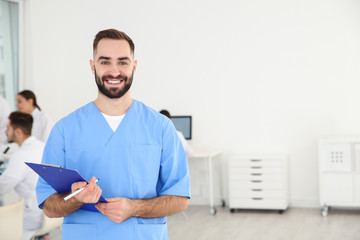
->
<box><xmin>36</xmin><ymin>29</ymin><xmax>190</xmax><ymax>240</ymax></box>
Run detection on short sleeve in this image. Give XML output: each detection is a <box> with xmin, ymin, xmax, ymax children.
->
<box><xmin>36</xmin><ymin>122</ymin><xmax>65</xmax><ymax>208</ymax></box>
<box><xmin>156</xmin><ymin>118</ymin><xmax>191</xmax><ymax>198</ymax></box>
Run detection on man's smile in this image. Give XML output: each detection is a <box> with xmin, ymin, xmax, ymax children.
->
<box><xmin>104</xmin><ymin>77</ymin><xmax>125</xmax><ymax>86</ymax></box>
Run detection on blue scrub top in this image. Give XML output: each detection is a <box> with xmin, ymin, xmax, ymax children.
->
<box><xmin>36</xmin><ymin>100</ymin><xmax>190</xmax><ymax>240</ymax></box>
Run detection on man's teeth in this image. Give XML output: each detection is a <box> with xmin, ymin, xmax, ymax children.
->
<box><xmin>107</xmin><ymin>80</ymin><xmax>121</xmax><ymax>84</ymax></box>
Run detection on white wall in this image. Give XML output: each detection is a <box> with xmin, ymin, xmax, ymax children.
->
<box><xmin>27</xmin><ymin>0</ymin><xmax>360</xmax><ymax>207</ymax></box>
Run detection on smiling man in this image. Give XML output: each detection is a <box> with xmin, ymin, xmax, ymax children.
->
<box><xmin>36</xmin><ymin>29</ymin><xmax>190</xmax><ymax>240</ymax></box>
<box><xmin>92</xmin><ymin>38</ymin><xmax>135</xmax><ymax>99</ymax></box>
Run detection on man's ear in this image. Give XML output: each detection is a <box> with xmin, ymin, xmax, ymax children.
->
<box><xmin>133</xmin><ymin>60</ymin><xmax>138</xmax><ymax>73</ymax></box>
<box><xmin>90</xmin><ymin>59</ymin><xmax>95</xmax><ymax>74</ymax></box>
<box><xmin>14</xmin><ymin>128</ymin><xmax>22</xmax><ymax>138</ymax></box>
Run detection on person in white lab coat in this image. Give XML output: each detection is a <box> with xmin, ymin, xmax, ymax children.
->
<box><xmin>16</xmin><ymin>90</ymin><xmax>53</xmax><ymax>143</ymax></box>
<box><xmin>0</xmin><ymin>111</ymin><xmax>44</xmax><ymax>240</ymax></box>
<box><xmin>160</xmin><ymin>109</ymin><xmax>194</xmax><ymax>156</ymax></box>
<box><xmin>0</xmin><ymin>95</ymin><xmax>11</xmax><ymax>145</ymax></box>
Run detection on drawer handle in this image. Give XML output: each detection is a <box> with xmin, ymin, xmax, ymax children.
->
<box><xmin>252</xmin><ymin>197</ymin><xmax>263</xmax><ymax>200</ymax></box>
<box><xmin>251</xmin><ymin>173</ymin><xmax>262</xmax><ymax>176</ymax></box>
<box><xmin>250</xmin><ymin>159</ymin><xmax>262</xmax><ymax>162</ymax></box>
<box><xmin>251</xmin><ymin>189</ymin><xmax>262</xmax><ymax>191</ymax></box>
<box><xmin>251</xmin><ymin>180</ymin><xmax>262</xmax><ymax>183</ymax></box>
<box><xmin>251</xmin><ymin>166</ymin><xmax>262</xmax><ymax>169</ymax></box>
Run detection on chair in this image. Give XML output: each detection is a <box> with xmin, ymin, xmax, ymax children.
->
<box><xmin>0</xmin><ymin>198</ymin><xmax>24</xmax><ymax>240</ymax></box>
<box><xmin>32</xmin><ymin>215</ymin><xmax>63</xmax><ymax>239</ymax></box>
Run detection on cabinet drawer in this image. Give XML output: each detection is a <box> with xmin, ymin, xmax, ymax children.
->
<box><xmin>229</xmin><ymin>180</ymin><xmax>284</xmax><ymax>190</ymax></box>
<box><xmin>229</xmin><ymin>167</ymin><xmax>284</xmax><ymax>175</ymax></box>
<box><xmin>229</xmin><ymin>159</ymin><xmax>283</xmax><ymax>167</ymax></box>
<box><xmin>229</xmin><ymin>189</ymin><xmax>284</xmax><ymax>198</ymax></box>
<box><xmin>229</xmin><ymin>173</ymin><xmax>283</xmax><ymax>181</ymax></box>
<box><xmin>229</xmin><ymin>198</ymin><xmax>287</xmax><ymax>210</ymax></box>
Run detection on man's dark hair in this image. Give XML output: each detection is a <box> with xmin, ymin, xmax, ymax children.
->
<box><xmin>9</xmin><ymin>111</ymin><xmax>33</xmax><ymax>135</ymax></box>
<box><xmin>93</xmin><ymin>29</ymin><xmax>135</xmax><ymax>56</ymax></box>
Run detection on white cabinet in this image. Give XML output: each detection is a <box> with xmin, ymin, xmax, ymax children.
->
<box><xmin>228</xmin><ymin>155</ymin><xmax>289</xmax><ymax>213</ymax></box>
<box><xmin>319</xmin><ymin>137</ymin><xmax>360</xmax><ymax>216</ymax></box>
<box><xmin>355</xmin><ymin>175</ymin><xmax>360</xmax><ymax>203</ymax></box>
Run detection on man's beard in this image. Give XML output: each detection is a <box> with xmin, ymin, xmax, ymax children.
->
<box><xmin>94</xmin><ymin>68</ymin><xmax>134</xmax><ymax>99</ymax></box>
<box><xmin>6</xmin><ymin>133</ymin><xmax>15</xmax><ymax>143</ymax></box>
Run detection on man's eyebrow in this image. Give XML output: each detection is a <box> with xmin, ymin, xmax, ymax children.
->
<box><xmin>97</xmin><ymin>56</ymin><xmax>131</xmax><ymax>61</ymax></box>
<box><xmin>118</xmin><ymin>57</ymin><xmax>131</xmax><ymax>61</ymax></box>
<box><xmin>97</xmin><ymin>56</ymin><xmax>110</xmax><ymax>62</ymax></box>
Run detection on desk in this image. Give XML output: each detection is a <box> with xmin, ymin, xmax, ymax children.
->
<box><xmin>189</xmin><ymin>150</ymin><xmax>222</xmax><ymax>215</ymax></box>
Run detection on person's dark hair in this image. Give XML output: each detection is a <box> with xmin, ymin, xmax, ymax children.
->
<box><xmin>160</xmin><ymin>109</ymin><xmax>172</xmax><ymax>119</ymax></box>
<box><xmin>93</xmin><ymin>29</ymin><xmax>135</xmax><ymax>56</ymax></box>
<box><xmin>9</xmin><ymin>111</ymin><xmax>33</xmax><ymax>135</ymax></box>
<box><xmin>18</xmin><ymin>90</ymin><xmax>41</xmax><ymax>111</ymax></box>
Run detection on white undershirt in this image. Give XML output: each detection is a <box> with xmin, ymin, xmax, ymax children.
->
<box><xmin>101</xmin><ymin>113</ymin><xmax>125</xmax><ymax>132</ymax></box>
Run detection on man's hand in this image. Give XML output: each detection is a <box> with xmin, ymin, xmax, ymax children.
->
<box><xmin>95</xmin><ymin>197</ymin><xmax>134</xmax><ymax>223</ymax></box>
<box><xmin>95</xmin><ymin>195</ymin><xmax>189</xmax><ymax>223</ymax></box>
<box><xmin>72</xmin><ymin>176</ymin><xmax>102</xmax><ymax>204</ymax></box>
<box><xmin>43</xmin><ymin>176</ymin><xmax>103</xmax><ymax>218</ymax></box>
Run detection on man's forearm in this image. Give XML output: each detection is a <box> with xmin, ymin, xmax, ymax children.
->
<box><xmin>44</xmin><ymin>177</ymin><xmax>102</xmax><ymax>218</ymax></box>
<box><xmin>43</xmin><ymin>192</ymin><xmax>84</xmax><ymax>218</ymax></box>
<box><xmin>133</xmin><ymin>195</ymin><xmax>189</xmax><ymax>218</ymax></box>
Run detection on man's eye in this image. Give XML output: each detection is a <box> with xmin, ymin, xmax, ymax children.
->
<box><xmin>101</xmin><ymin>62</ymin><xmax>109</xmax><ymax>65</ymax></box>
<box><xmin>119</xmin><ymin>62</ymin><xmax>127</xmax><ymax>66</ymax></box>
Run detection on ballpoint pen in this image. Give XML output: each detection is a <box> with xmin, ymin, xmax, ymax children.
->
<box><xmin>63</xmin><ymin>179</ymin><xmax>99</xmax><ymax>201</ymax></box>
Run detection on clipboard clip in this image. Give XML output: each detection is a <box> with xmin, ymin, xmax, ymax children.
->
<box><xmin>41</xmin><ymin>163</ymin><xmax>64</xmax><ymax>168</ymax></box>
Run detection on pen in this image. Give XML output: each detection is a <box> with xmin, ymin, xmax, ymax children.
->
<box><xmin>63</xmin><ymin>179</ymin><xmax>99</xmax><ymax>201</ymax></box>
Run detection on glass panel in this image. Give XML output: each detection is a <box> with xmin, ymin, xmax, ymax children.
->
<box><xmin>0</xmin><ymin>0</ymin><xmax>19</xmax><ymax>109</ymax></box>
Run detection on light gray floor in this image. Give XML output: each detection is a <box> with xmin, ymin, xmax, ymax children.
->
<box><xmin>50</xmin><ymin>206</ymin><xmax>360</xmax><ymax>240</ymax></box>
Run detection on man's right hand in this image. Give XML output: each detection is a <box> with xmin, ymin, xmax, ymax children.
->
<box><xmin>43</xmin><ymin>176</ymin><xmax>103</xmax><ymax>218</ymax></box>
<box><xmin>72</xmin><ymin>176</ymin><xmax>102</xmax><ymax>204</ymax></box>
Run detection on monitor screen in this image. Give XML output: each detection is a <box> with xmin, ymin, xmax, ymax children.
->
<box><xmin>172</xmin><ymin>116</ymin><xmax>192</xmax><ymax>140</ymax></box>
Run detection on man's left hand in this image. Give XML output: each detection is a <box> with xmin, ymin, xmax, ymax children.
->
<box><xmin>95</xmin><ymin>197</ymin><xmax>134</xmax><ymax>223</ymax></box>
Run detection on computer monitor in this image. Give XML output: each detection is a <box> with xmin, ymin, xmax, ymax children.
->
<box><xmin>172</xmin><ymin>116</ymin><xmax>192</xmax><ymax>140</ymax></box>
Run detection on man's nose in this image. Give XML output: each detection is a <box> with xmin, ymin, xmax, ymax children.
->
<box><xmin>108</xmin><ymin>64</ymin><xmax>122</xmax><ymax>76</ymax></box>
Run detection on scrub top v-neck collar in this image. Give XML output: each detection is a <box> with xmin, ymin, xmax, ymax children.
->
<box><xmin>90</xmin><ymin>100</ymin><xmax>136</xmax><ymax>144</ymax></box>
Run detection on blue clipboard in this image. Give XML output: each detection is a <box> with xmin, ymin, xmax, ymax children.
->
<box><xmin>26</xmin><ymin>162</ymin><xmax>107</xmax><ymax>212</ymax></box>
